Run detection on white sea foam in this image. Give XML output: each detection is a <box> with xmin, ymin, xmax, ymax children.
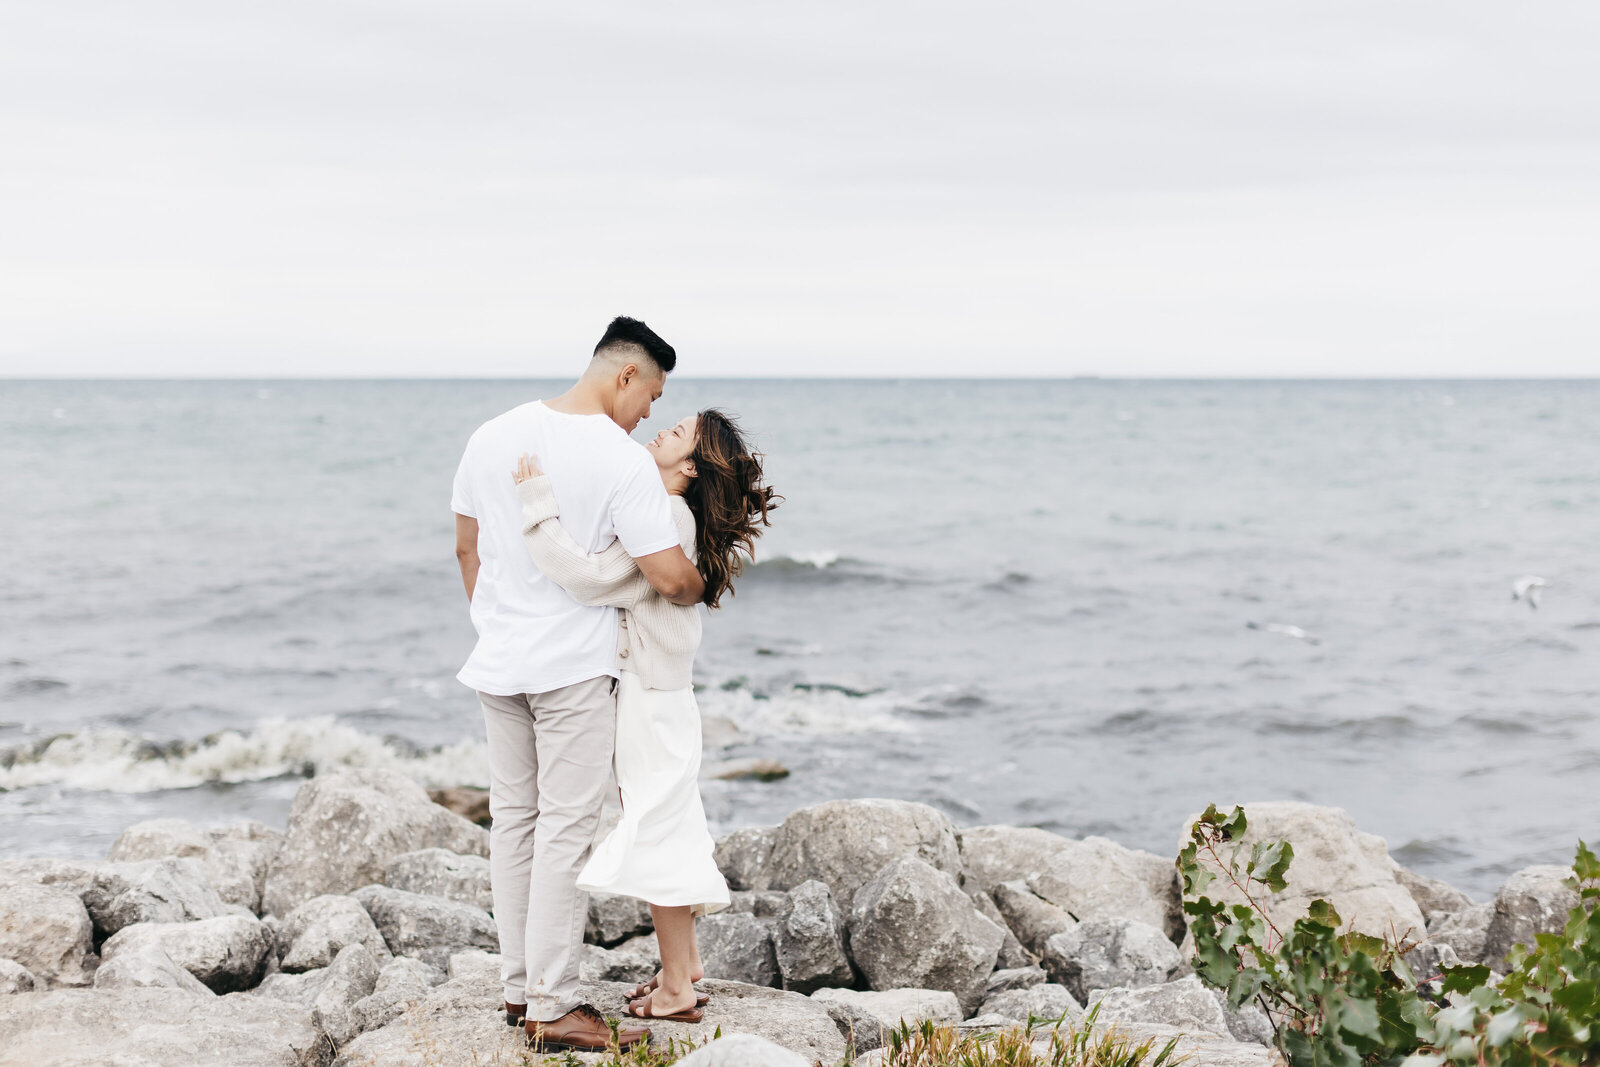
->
<box><xmin>0</xmin><ymin>717</ymin><xmax>489</xmax><ymax>794</ymax></box>
<box><xmin>696</xmin><ymin>684</ymin><xmax>911</xmax><ymax>740</ymax></box>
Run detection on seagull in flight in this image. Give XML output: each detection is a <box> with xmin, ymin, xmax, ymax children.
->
<box><xmin>1512</xmin><ymin>576</ymin><xmax>1547</xmax><ymax>610</ymax></box>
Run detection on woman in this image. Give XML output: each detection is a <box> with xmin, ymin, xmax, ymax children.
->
<box><xmin>511</xmin><ymin>407</ymin><xmax>778</xmax><ymax>1023</ymax></box>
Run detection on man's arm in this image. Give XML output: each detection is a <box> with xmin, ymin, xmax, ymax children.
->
<box><xmin>634</xmin><ymin>546</ymin><xmax>704</xmax><ymax>606</ymax></box>
<box><xmin>455</xmin><ymin>514</ymin><xmax>480</xmax><ymax>601</ymax></box>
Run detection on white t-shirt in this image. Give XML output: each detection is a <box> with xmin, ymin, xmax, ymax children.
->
<box><xmin>451</xmin><ymin>400</ymin><xmax>679</xmax><ymax>695</ymax></box>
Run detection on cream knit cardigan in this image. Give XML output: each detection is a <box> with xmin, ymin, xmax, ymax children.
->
<box><xmin>516</xmin><ymin>475</ymin><xmax>701</xmax><ymax>691</ymax></box>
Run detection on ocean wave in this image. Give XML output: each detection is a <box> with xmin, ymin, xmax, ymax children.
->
<box><xmin>696</xmin><ymin>683</ymin><xmax>914</xmax><ymax>740</ymax></box>
<box><xmin>0</xmin><ymin>718</ymin><xmax>489</xmax><ymax>794</ymax></box>
<box><xmin>740</xmin><ymin>553</ymin><xmax>910</xmax><ymax>587</ymax></box>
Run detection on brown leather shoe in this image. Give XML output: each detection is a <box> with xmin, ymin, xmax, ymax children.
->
<box><xmin>526</xmin><ymin>1003</ymin><xmax>649</xmax><ymax>1052</ymax></box>
<box><xmin>504</xmin><ymin>1001</ymin><xmax>525</xmax><ymax>1027</ymax></box>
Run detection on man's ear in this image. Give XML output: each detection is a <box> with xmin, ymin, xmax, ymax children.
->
<box><xmin>618</xmin><ymin>363</ymin><xmax>639</xmax><ymax>388</ymax></box>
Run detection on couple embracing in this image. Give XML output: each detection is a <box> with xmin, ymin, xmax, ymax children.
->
<box><xmin>450</xmin><ymin>317</ymin><xmax>778</xmax><ymax>1052</ymax></box>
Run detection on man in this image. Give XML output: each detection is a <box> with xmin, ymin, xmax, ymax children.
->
<box><xmin>451</xmin><ymin>316</ymin><xmax>703</xmax><ymax>1051</ymax></box>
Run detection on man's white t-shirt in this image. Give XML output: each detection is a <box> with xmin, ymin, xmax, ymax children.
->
<box><xmin>451</xmin><ymin>401</ymin><xmax>679</xmax><ymax>696</ymax></box>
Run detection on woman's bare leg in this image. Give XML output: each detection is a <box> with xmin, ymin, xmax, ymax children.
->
<box><xmin>641</xmin><ymin>905</ymin><xmax>702</xmax><ymax>1015</ymax></box>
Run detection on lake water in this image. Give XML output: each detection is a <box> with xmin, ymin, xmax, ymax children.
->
<box><xmin>2</xmin><ymin>379</ymin><xmax>1596</xmax><ymax>898</ymax></box>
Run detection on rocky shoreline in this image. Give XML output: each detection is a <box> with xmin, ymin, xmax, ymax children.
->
<box><xmin>0</xmin><ymin>768</ymin><xmax>1581</xmax><ymax>1067</ymax></box>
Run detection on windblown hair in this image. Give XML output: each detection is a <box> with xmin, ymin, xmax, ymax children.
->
<box><xmin>594</xmin><ymin>315</ymin><xmax>676</xmax><ymax>374</ymax></box>
<box><xmin>683</xmin><ymin>408</ymin><xmax>779</xmax><ymax>609</ymax></box>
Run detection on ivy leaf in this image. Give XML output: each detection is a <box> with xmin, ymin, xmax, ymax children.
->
<box><xmin>1252</xmin><ymin>841</ymin><xmax>1294</xmax><ymax>893</ymax></box>
<box><xmin>1571</xmin><ymin>839</ymin><xmax>1599</xmax><ymax>883</ymax></box>
<box><xmin>1485</xmin><ymin>1004</ymin><xmax>1527</xmax><ymax>1047</ymax></box>
<box><xmin>1220</xmin><ymin>805</ymin><xmax>1248</xmax><ymax>839</ymax></box>
<box><xmin>1440</xmin><ymin>964</ymin><xmax>1491</xmax><ymax>996</ymax></box>
<box><xmin>1304</xmin><ymin>898</ymin><xmax>1342</xmax><ymax>931</ymax></box>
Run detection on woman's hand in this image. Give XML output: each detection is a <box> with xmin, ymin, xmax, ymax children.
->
<box><xmin>513</xmin><ymin>453</ymin><xmax>544</xmax><ymax>484</ymax></box>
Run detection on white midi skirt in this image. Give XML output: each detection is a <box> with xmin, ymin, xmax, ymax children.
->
<box><xmin>577</xmin><ymin>671</ymin><xmax>730</xmax><ymax>915</ymax></box>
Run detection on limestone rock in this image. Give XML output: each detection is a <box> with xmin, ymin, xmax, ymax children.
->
<box><xmin>580</xmin><ymin>933</ymin><xmax>660</xmax><ymax>984</ymax></box>
<box><xmin>105</xmin><ymin>818</ymin><xmax>280</xmax><ymax>913</ymax></box>
<box><xmin>1042</xmin><ymin>918</ymin><xmax>1185</xmax><ymax>1003</ymax></box>
<box><xmin>1107</xmin><ymin>1025</ymin><xmax>1278</xmax><ymax>1067</ymax></box>
<box><xmin>1427</xmin><ymin>901</ymin><xmax>1493</xmax><ymax>965</ymax></box>
<box><xmin>1086</xmin><ymin>975</ymin><xmax>1230</xmax><ymax>1038</ymax></box>
<box><xmin>445</xmin><ymin>949</ymin><xmax>500</xmax><ymax>987</ymax></box>
<box><xmin>262</xmin><ymin>769</ymin><xmax>488</xmax><ymax>918</ymax></box>
<box><xmin>762</xmin><ymin>800</ymin><xmax>961</xmax><ymax>910</ymax></box>
<box><xmin>986</xmin><ymin>965</ymin><xmax>1048</xmax><ymax>994</ymax></box>
<box><xmin>975</xmin><ymin>982</ymin><xmax>1083</xmax><ymax>1025</ymax></box>
<box><xmin>715</xmin><ymin>825</ymin><xmax>778</xmax><ymax>891</ymax></box>
<box><xmin>673</xmin><ymin>1033</ymin><xmax>812</xmax><ymax>1067</ymax></box>
<box><xmin>1484</xmin><ymin>865</ymin><xmax>1580</xmax><ymax>968</ymax></box>
<box><xmin>383</xmin><ymin>849</ymin><xmax>492</xmax><ymax>914</ymax></box>
<box><xmin>1212</xmin><ymin>990</ymin><xmax>1277</xmax><ymax>1045</ymax></box>
<box><xmin>254</xmin><ymin>966</ymin><xmax>332</xmax><ymax>1007</ymax></box>
<box><xmin>0</xmin><ymin>882</ymin><xmax>96</xmax><ymax>987</ymax></box>
<box><xmin>848</xmin><ymin>856</ymin><xmax>1005</xmax><ymax>1016</ymax></box>
<box><xmin>1178</xmin><ymin>802</ymin><xmax>1425</xmax><ymax>941</ymax></box>
<box><xmin>585</xmin><ymin>891</ymin><xmax>654</xmax><ymax>946</ymax></box>
<box><xmin>1027</xmin><ymin>837</ymin><xmax>1183</xmax><ymax>943</ymax></box>
<box><xmin>727</xmin><ymin>889</ymin><xmax>791</xmax><ymax>918</ymax></box>
<box><xmin>101</xmin><ymin>914</ymin><xmax>273</xmax><ymax>993</ymax></box>
<box><xmin>773</xmin><ymin>879</ymin><xmax>853</xmax><ymax>993</ymax></box>
<box><xmin>698</xmin><ymin>911</ymin><xmax>780</xmax><ymax>988</ymax></box>
<box><xmin>108</xmin><ymin>818</ymin><xmax>212</xmax><ymax>862</ymax></box>
<box><xmin>0</xmin><ymin>958</ymin><xmax>38</xmax><ymax>995</ymax></box>
<box><xmin>349</xmin><ymin>955</ymin><xmax>435</xmax><ymax>1035</ymax></box>
<box><xmin>280</xmin><ymin>894</ymin><xmax>392</xmax><ymax>972</ymax></box>
<box><xmin>0</xmin><ymin>987</ymin><xmax>329</xmax><ymax>1067</ymax></box>
<box><xmin>352</xmin><ymin>885</ymin><xmax>497</xmax><ymax>972</ymax></box>
<box><xmin>992</xmin><ymin>879</ymin><xmax>1076</xmax><ymax>956</ymax></box>
<box><xmin>957</xmin><ymin>825</ymin><xmax>1075</xmax><ymax>892</ymax></box>
<box><xmin>1397</xmin><ymin>866</ymin><xmax>1474</xmax><ymax>919</ymax></box>
<box><xmin>817</xmin><ymin>995</ymin><xmax>888</xmax><ymax>1054</ymax></box>
<box><xmin>311</xmin><ymin>944</ymin><xmax>383</xmax><ymax>1047</ymax></box>
<box><xmin>81</xmin><ymin>858</ymin><xmax>235</xmax><ymax>937</ymax></box>
<box><xmin>969</xmin><ymin>889</ymin><xmax>1033</xmax><ymax>968</ymax></box>
<box><xmin>92</xmin><ymin>942</ymin><xmax>215</xmax><ymax>995</ymax></box>
<box><xmin>811</xmin><ymin>986</ymin><xmax>962</xmax><ymax>1027</ymax></box>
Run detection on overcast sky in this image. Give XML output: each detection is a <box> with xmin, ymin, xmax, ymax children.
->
<box><xmin>3</xmin><ymin>2</ymin><xmax>1598</xmax><ymax>378</ymax></box>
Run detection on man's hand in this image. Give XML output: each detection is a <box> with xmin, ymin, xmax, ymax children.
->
<box><xmin>512</xmin><ymin>453</ymin><xmax>543</xmax><ymax>484</ymax></box>
<box><xmin>455</xmin><ymin>514</ymin><xmax>480</xmax><ymax>601</ymax></box>
<box><xmin>634</xmin><ymin>546</ymin><xmax>705</xmax><ymax>606</ymax></box>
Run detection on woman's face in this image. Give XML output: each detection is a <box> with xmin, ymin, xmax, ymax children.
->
<box><xmin>646</xmin><ymin>414</ymin><xmax>698</xmax><ymax>470</ymax></box>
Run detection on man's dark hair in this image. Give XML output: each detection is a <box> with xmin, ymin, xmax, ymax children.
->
<box><xmin>594</xmin><ymin>316</ymin><xmax>676</xmax><ymax>374</ymax></box>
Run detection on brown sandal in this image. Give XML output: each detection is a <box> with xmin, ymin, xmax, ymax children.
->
<box><xmin>626</xmin><ymin>979</ymin><xmax>710</xmax><ymax>1007</ymax></box>
<box><xmin>625</xmin><ymin>991</ymin><xmax>704</xmax><ymax>1023</ymax></box>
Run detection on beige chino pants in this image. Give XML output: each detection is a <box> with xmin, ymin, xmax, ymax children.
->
<box><xmin>479</xmin><ymin>676</ymin><xmax>617</xmax><ymax>1020</ymax></box>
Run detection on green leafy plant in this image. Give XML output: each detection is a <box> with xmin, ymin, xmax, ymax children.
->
<box><xmin>1178</xmin><ymin>804</ymin><xmax>1600</xmax><ymax>1067</ymax></box>
<box><xmin>879</xmin><ymin>1006</ymin><xmax>1185</xmax><ymax>1067</ymax></box>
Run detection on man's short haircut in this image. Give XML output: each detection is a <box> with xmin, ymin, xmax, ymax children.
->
<box><xmin>594</xmin><ymin>316</ymin><xmax>676</xmax><ymax>374</ymax></box>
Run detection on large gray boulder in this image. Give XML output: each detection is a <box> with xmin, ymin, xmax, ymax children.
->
<box><xmin>1086</xmin><ymin>975</ymin><xmax>1230</xmax><ymax>1038</ymax></box>
<box><xmin>847</xmin><ymin>856</ymin><xmax>1005</xmax><ymax>1016</ymax></box>
<box><xmin>816</xmin><ymin>995</ymin><xmax>888</xmax><ymax>1054</ymax></box>
<box><xmin>1178</xmin><ymin>802</ymin><xmax>1425</xmax><ymax>941</ymax></box>
<box><xmin>1397</xmin><ymin>866</ymin><xmax>1474</xmax><ymax>920</ymax></box>
<box><xmin>673</xmin><ymin>1033</ymin><xmax>812</xmax><ymax>1067</ymax></box>
<box><xmin>714</xmin><ymin>826</ymin><xmax>779</xmax><ymax>891</ymax></box>
<box><xmin>92</xmin><ymin>941</ymin><xmax>215</xmax><ymax>995</ymax></box>
<box><xmin>992</xmin><ymin>879</ymin><xmax>1076</xmax><ymax>956</ymax></box>
<box><xmin>1028</xmin><ymin>837</ymin><xmax>1184</xmax><ymax>943</ymax></box>
<box><xmin>311</xmin><ymin>944</ymin><xmax>383</xmax><ymax>1047</ymax></box>
<box><xmin>698</xmin><ymin>911</ymin><xmax>780</xmax><ymax>988</ymax></box>
<box><xmin>1427</xmin><ymin>901</ymin><xmax>1494</xmax><ymax>965</ymax></box>
<box><xmin>382</xmin><ymin>849</ymin><xmax>492</xmax><ymax>914</ymax></box>
<box><xmin>727</xmin><ymin>889</ymin><xmax>792</xmax><ymax>919</ymax></box>
<box><xmin>107</xmin><ymin>818</ymin><xmax>284</xmax><ymax>913</ymax></box>
<box><xmin>0</xmin><ymin>987</ymin><xmax>330</xmax><ymax>1067</ymax></box>
<box><xmin>348</xmin><ymin>955</ymin><xmax>435</xmax><ymax>1035</ymax></box>
<box><xmin>969</xmin><ymin>889</ymin><xmax>1033</xmax><ymax>968</ymax></box>
<box><xmin>280</xmin><ymin>894</ymin><xmax>393</xmax><ymax>972</ymax></box>
<box><xmin>773</xmin><ymin>879</ymin><xmax>853</xmax><ymax>993</ymax></box>
<box><xmin>580</xmin><ymin>933</ymin><xmax>660</xmax><ymax>983</ymax></box>
<box><xmin>974</xmin><ymin>982</ymin><xmax>1082</xmax><ymax>1025</ymax></box>
<box><xmin>1484</xmin><ymin>865</ymin><xmax>1580</xmax><ymax>968</ymax></box>
<box><xmin>0</xmin><ymin>959</ymin><xmax>38</xmax><ymax>995</ymax></box>
<box><xmin>352</xmin><ymin>885</ymin><xmax>497</xmax><ymax>972</ymax></box>
<box><xmin>957</xmin><ymin>825</ymin><xmax>1075</xmax><ymax>892</ymax></box>
<box><xmin>101</xmin><ymin>914</ymin><xmax>274</xmax><ymax>992</ymax></box>
<box><xmin>80</xmin><ymin>858</ymin><xmax>236</xmax><ymax>937</ymax></box>
<box><xmin>810</xmin><ymin>986</ymin><xmax>961</xmax><ymax>1027</ymax></box>
<box><xmin>1042</xmin><ymin>918</ymin><xmax>1185</xmax><ymax>1003</ymax></box>
<box><xmin>762</xmin><ymin>799</ymin><xmax>962</xmax><ymax>909</ymax></box>
<box><xmin>986</xmin><ymin>965</ymin><xmax>1048</xmax><ymax>994</ymax></box>
<box><xmin>262</xmin><ymin>769</ymin><xmax>488</xmax><ymax>918</ymax></box>
<box><xmin>586</xmin><ymin>891</ymin><xmax>654</xmax><ymax>946</ymax></box>
<box><xmin>0</xmin><ymin>883</ymin><xmax>95</xmax><ymax>988</ymax></box>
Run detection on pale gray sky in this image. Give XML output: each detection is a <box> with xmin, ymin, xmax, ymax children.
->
<box><xmin>3</xmin><ymin>1</ymin><xmax>1598</xmax><ymax>377</ymax></box>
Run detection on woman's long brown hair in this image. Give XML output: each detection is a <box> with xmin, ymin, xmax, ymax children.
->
<box><xmin>683</xmin><ymin>408</ymin><xmax>779</xmax><ymax>608</ymax></box>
